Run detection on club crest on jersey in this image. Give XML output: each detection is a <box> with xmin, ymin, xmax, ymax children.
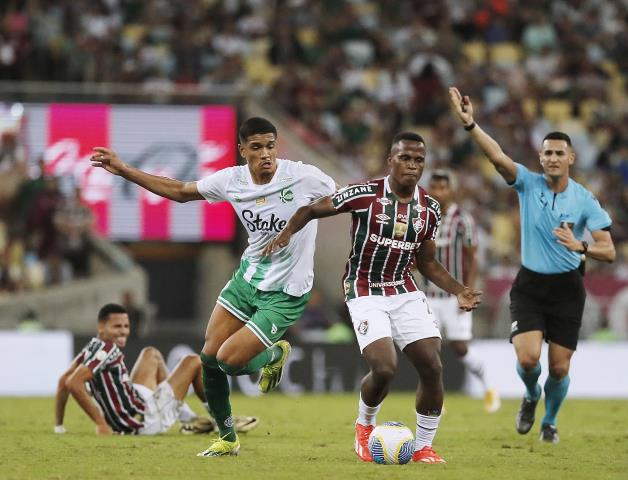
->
<box><xmin>377</xmin><ymin>197</ymin><xmax>392</xmax><ymax>206</ymax></box>
<box><xmin>279</xmin><ymin>188</ymin><xmax>294</xmax><ymax>203</ymax></box>
<box><xmin>412</xmin><ymin>217</ymin><xmax>425</xmax><ymax>233</ymax></box>
<box><xmin>394</xmin><ymin>221</ymin><xmax>407</xmax><ymax>238</ymax></box>
<box><xmin>357</xmin><ymin>320</ymin><xmax>369</xmax><ymax>335</ymax></box>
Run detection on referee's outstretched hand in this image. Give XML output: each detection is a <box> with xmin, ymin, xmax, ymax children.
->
<box><xmin>449</xmin><ymin>87</ymin><xmax>474</xmax><ymax>126</ymax></box>
<box><xmin>456</xmin><ymin>287</ymin><xmax>482</xmax><ymax>312</ymax></box>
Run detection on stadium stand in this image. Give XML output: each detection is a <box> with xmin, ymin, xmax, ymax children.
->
<box><xmin>0</xmin><ymin>0</ymin><xmax>626</xmax><ymax>338</ymax></box>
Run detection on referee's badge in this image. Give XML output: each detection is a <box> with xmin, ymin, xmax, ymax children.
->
<box><xmin>358</xmin><ymin>320</ymin><xmax>369</xmax><ymax>335</ymax></box>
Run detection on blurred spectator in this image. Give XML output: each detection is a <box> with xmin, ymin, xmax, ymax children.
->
<box><xmin>54</xmin><ymin>186</ymin><xmax>94</xmax><ymax>277</ymax></box>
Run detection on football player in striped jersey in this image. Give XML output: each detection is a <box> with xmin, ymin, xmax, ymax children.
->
<box><xmin>265</xmin><ymin>132</ymin><xmax>482</xmax><ymax>464</ymax></box>
<box><xmin>54</xmin><ymin>303</ymin><xmax>258</xmax><ymax>436</ymax></box>
<box><xmin>423</xmin><ymin>170</ymin><xmax>500</xmax><ymax>413</ymax></box>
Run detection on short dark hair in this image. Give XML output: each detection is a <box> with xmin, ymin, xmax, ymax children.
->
<box><xmin>430</xmin><ymin>169</ymin><xmax>452</xmax><ymax>186</ymax></box>
<box><xmin>98</xmin><ymin>303</ymin><xmax>127</xmax><ymax>323</ymax></box>
<box><xmin>543</xmin><ymin>131</ymin><xmax>572</xmax><ymax>146</ymax></box>
<box><xmin>238</xmin><ymin>117</ymin><xmax>277</xmax><ymax>143</ymax></box>
<box><xmin>392</xmin><ymin>131</ymin><xmax>425</xmax><ymax>147</ymax></box>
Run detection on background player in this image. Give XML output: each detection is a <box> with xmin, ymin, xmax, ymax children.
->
<box><xmin>449</xmin><ymin>87</ymin><xmax>615</xmax><ymax>443</ymax></box>
<box><xmin>423</xmin><ymin>170</ymin><xmax>500</xmax><ymax>413</ymax></box>
<box><xmin>55</xmin><ymin>303</ymin><xmax>258</xmax><ymax>435</ymax></box>
<box><xmin>90</xmin><ymin>117</ymin><xmax>336</xmax><ymax>455</ymax></box>
<box><xmin>265</xmin><ymin>132</ymin><xmax>482</xmax><ymax>464</ymax></box>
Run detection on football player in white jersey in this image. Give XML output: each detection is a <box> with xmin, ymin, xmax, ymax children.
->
<box><xmin>91</xmin><ymin>117</ymin><xmax>335</xmax><ymax>457</ymax></box>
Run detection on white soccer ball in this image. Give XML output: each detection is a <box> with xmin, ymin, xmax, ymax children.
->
<box><xmin>368</xmin><ymin>422</ymin><xmax>415</xmax><ymax>465</ymax></box>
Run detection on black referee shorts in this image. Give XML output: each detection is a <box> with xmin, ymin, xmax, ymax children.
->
<box><xmin>509</xmin><ymin>266</ymin><xmax>586</xmax><ymax>351</ymax></box>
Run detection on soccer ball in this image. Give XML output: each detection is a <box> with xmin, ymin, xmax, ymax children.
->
<box><xmin>367</xmin><ymin>422</ymin><xmax>414</xmax><ymax>465</ymax></box>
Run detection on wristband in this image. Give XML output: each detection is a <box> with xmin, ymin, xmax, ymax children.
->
<box><xmin>579</xmin><ymin>241</ymin><xmax>588</xmax><ymax>255</ymax></box>
<box><xmin>464</xmin><ymin>122</ymin><xmax>476</xmax><ymax>131</ymax></box>
<box><xmin>54</xmin><ymin>425</ymin><xmax>66</xmax><ymax>434</ymax></box>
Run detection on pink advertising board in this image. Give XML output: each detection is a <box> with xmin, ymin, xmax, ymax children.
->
<box><xmin>37</xmin><ymin>104</ymin><xmax>236</xmax><ymax>242</ymax></box>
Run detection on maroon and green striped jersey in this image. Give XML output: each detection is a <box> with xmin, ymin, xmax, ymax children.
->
<box><xmin>75</xmin><ymin>338</ymin><xmax>146</xmax><ymax>434</ymax></box>
<box><xmin>421</xmin><ymin>203</ymin><xmax>477</xmax><ymax>298</ymax></box>
<box><xmin>332</xmin><ymin>176</ymin><xmax>441</xmax><ymax>301</ymax></box>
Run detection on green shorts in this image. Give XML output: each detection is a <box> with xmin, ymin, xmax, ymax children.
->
<box><xmin>217</xmin><ymin>270</ymin><xmax>311</xmax><ymax>347</ymax></box>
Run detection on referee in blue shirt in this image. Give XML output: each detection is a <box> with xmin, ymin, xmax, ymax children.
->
<box><xmin>449</xmin><ymin>87</ymin><xmax>616</xmax><ymax>443</ymax></box>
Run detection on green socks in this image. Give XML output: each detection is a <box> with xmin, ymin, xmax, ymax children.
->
<box><xmin>217</xmin><ymin>344</ymin><xmax>283</xmax><ymax>376</ymax></box>
<box><xmin>200</xmin><ymin>353</ymin><xmax>236</xmax><ymax>442</ymax></box>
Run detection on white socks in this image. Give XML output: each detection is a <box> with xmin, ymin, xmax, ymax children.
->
<box><xmin>178</xmin><ymin>402</ymin><xmax>197</xmax><ymax>423</ymax></box>
<box><xmin>415</xmin><ymin>412</ymin><xmax>441</xmax><ymax>450</ymax></box>
<box><xmin>461</xmin><ymin>349</ymin><xmax>488</xmax><ymax>390</ymax></box>
<box><xmin>356</xmin><ymin>395</ymin><xmax>381</xmax><ymax>426</ymax></box>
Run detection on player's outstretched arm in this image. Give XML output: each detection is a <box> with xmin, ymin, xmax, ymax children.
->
<box><xmin>90</xmin><ymin>147</ymin><xmax>203</xmax><ymax>203</ymax></box>
<box><xmin>416</xmin><ymin>240</ymin><xmax>482</xmax><ymax>311</ymax></box>
<box><xmin>54</xmin><ymin>361</ymin><xmax>80</xmax><ymax>433</ymax></box>
<box><xmin>65</xmin><ymin>365</ymin><xmax>112</xmax><ymax>435</ymax></box>
<box><xmin>448</xmin><ymin>87</ymin><xmax>517</xmax><ymax>184</ymax></box>
<box><xmin>263</xmin><ymin>196</ymin><xmax>338</xmax><ymax>255</ymax></box>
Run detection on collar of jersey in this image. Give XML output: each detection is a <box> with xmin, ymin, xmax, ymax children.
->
<box><xmin>384</xmin><ymin>175</ymin><xmax>419</xmax><ymax>202</ymax></box>
<box><xmin>245</xmin><ymin>158</ymin><xmax>284</xmax><ymax>187</ymax></box>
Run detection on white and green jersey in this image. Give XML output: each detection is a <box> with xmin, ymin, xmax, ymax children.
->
<box><xmin>197</xmin><ymin>159</ymin><xmax>335</xmax><ymax>296</ymax></box>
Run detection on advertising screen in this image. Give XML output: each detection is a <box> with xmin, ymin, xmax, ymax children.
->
<box><xmin>25</xmin><ymin>103</ymin><xmax>237</xmax><ymax>242</ymax></box>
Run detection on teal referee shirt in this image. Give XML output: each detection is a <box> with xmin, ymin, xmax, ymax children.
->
<box><xmin>510</xmin><ymin>163</ymin><xmax>612</xmax><ymax>274</ymax></box>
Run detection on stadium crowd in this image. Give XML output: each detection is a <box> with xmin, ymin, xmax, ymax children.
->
<box><xmin>0</xmin><ymin>138</ymin><xmax>94</xmax><ymax>292</ymax></box>
<box><xmin>1</xmin><ymin>0</ymin><xmax>626</xmax><ymax>333</ymax></box>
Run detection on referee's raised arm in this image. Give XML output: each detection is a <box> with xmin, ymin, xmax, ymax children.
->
<box><xmin>448</xmin><ymin>87</ymin><xmax>517</xmax><ymax>184</ymax></box>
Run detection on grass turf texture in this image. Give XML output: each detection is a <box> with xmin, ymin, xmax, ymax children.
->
<box><xmin>2</xmin><ymin>394</ymin><xmax>627</xmax><ymax>480</ymax></box>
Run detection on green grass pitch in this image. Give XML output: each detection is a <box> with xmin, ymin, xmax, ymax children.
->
<box><xmin>2</xmin><ymin>394</ymin><xmax>627</xmax><ymax>479</ymax></box>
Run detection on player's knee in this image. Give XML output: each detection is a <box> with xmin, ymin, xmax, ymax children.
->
<box><xmin>139</xmin><ymin>346</ymin><xmax>162</xmax><ymax>362</ymax></box>
<box><xmin>371</xmin><ymin>362</ymin><xmax>397</xmax><ymax>384</ymax></box>
<box><xmin>518</xmin><ymin>357</ymin><xmax>539</xmax><ymax>372</ymax></box>
<box><xmin>549</xmin><ymin>364</ymin><xmax>569</xmax><ymax>379</ymax></box>
<box><xmin>181</xmin><ymin>354</ymin><xmax>201</xmax><ymax>371</ymax></box>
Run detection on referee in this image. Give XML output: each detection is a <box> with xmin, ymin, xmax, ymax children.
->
<box><xmin>449</xmin><ymin>87</ymin><xmax>616</xmax><ymax>443</ymax></box>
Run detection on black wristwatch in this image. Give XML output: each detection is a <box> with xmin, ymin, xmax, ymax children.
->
<box><xmin>579</xmin><ymin>241</ymin><xmax>588</xmax><ymax>254</ymax></box>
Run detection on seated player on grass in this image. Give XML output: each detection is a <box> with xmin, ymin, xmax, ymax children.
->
<box><xmin>54</xmin><ymin>303</ymin><xmax>258</xmax><ymax>436</ymax></box>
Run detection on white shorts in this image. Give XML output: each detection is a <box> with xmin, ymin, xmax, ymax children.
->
<box><xmin>347</xmin><ymin>291</ymin><xmax>441</xmax><ymax>353</ymax></box>
<box><xmin>134</xmin><ymin>381</ymin><xmax>181</xmax><ymax>435</ymax></box>
<box><xmin>427</xmin><ymin>295</ymin><xmax>473</xmax><ymax>341</ymax></box>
